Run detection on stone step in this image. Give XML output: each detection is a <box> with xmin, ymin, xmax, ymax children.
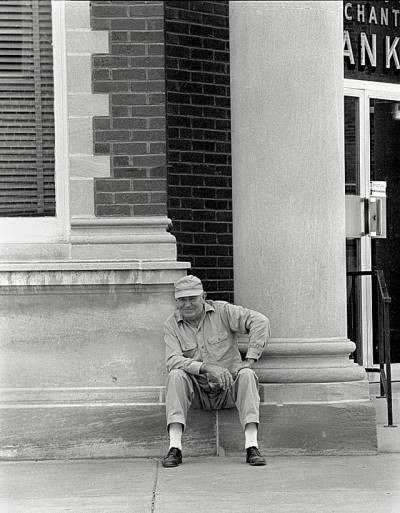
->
<box><xmin>0</xmin><ymin>382</ymin><xmax>377</xmax><ymax>459</ymax></box>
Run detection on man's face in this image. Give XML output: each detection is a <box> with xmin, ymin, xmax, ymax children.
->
<box><xmin>176</xmin><ymin>294</ymin><xmax>205</xmax><ymax>323</ymax></box>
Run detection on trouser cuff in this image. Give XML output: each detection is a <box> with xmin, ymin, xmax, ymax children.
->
<box><xmin>166</xmin><ymin>416</ymin><xmax>186</xmax><ymax>432</ymax></box>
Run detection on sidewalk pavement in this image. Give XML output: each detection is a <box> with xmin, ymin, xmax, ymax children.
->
<box><xmin>0</xmin><ymin>453</ymin><xmax>399</xmax><ymax>513</ymax></box>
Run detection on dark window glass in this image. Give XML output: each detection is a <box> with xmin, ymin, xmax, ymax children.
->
<box><xmin>0</xmin><ymin>0</ymin><xmax>55</xmax><ymax>217</ymax></box>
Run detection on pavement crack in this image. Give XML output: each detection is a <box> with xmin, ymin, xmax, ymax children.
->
<box><xmin>151</xmin><ymin>459</ymin><xmax>160</xmax><ymax>513</ymax></box>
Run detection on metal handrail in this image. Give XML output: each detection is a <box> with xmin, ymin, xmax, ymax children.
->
<box><xmin>347</xmin><ymin>270</ymin><xmax>395</xmax><ymax>427</ymax></box>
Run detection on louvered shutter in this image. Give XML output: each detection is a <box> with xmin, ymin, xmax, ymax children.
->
<box><xmin>0</xmin><ymin>0</ymin><xmax>55</xmax><ymax>217</ymax></box>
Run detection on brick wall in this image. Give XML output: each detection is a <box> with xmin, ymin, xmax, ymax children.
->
<box><xmin>90</xmin><ymin>0</ymin><xmax>167</xmax><ymax>217</ymax></box>
<box><xmin>164</xmin><ymin>1</ymin><xmax>233</xmax><ymax>302</ymax></box>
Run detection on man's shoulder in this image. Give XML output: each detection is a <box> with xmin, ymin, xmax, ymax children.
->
<box><xmin>205</xmin><ymin>299</ymin><xmax>230</xmax><ymax>313</ymax></box>
<box><xmin>164</xmin><ymin>310</ymin><xmax>179</xmax><ymax>327</ymax></box>
<box><xmin>206</xmin><ymin>299</ymin><xmax>227</xmax><ymax>306</ymax></box>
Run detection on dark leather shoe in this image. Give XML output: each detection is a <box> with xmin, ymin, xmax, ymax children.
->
<box><xmin>246</xmin><ymin>446</ymin><xmax>266</xmax><ymax>466</ymax></box>
<box><xmin>161</xmin><ymin>447</ymin><xmax>182</xmax><ymax>468</ymax></box>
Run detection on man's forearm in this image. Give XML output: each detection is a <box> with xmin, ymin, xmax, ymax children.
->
<box><xmin>166</xmin><ymin>353</ymin><xmax>203</xmax><ymax>375</ymax></box>
<box><xmin>200</xmin><ymin>362</ymin><xmax>219</xmax><ymax>374</ymax></box>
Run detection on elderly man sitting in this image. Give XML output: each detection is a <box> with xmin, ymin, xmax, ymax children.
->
<box><xmin>161</xmin><ymin>275</ymin><xmax>270</xmax><ymax>467</ymax></box>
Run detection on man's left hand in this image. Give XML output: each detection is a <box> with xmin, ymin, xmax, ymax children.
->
<box><xmin>231</xmin><ymin>359</ymin><xmax>255</xmax><ymax>379</ymax></box>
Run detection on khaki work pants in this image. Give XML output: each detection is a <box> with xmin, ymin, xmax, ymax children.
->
<box><xmin>165</xmin><ymin>367</ymin><xmax>260</xmax><ymax>431</ymax></box>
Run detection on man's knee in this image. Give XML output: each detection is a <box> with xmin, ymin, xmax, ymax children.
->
<box><xmin>165</xmin><ymin>369</ymin><xmax>194</xmax><ymax>411</ymax></box>
<box><xmin>237</xmin><ymin>367</ymin><xmax>257</xmax><ymax>382</ymax></box>
<box><xmin>167</xmin><ymin>368</ymin><xmax>190</xmax><ymax>384</ymax></box>
<box><xmin>166</xmin><ymin>369</ymin><xmax>193</xmax><ymax>394</ymax></box>
<box><xmin>235</xmin><ymin>367</ymin><xmax>259</xmax><ymax>392</ymax></box>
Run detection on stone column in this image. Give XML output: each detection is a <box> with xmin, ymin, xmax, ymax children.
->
<box><xmin>225</xmin><ymin>1</ymin><xmax>377</xmax><ymax>454</ymax></box>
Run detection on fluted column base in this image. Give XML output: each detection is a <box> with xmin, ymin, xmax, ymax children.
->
<box><xmin>240</xmin><ymin>337</ymin><xmax>365</xmax><ymax>383</ymax></box>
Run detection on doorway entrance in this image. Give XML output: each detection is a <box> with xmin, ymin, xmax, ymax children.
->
<box><xmin>345</xmin><ymin>82</ymin><xmax>400</xmax><ymax>381</ymax></box>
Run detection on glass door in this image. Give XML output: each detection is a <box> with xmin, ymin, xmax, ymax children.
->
<box><xmin>370</xmin><ymin>98</ymin><xmax>400</xmax><ymax>377</ymax></box>
<box><xmin>345</xmin><ymin>86</ymin><xmax>400</xmax><ymax>381</ymax></box>
<box><xmin>345</xmin><ymin>94</ymin><xmax>364</xmax><ymax>364</ymax></box>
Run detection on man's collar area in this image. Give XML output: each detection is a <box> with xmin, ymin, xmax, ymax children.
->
<box><xmin>175</xmin><ymin>300</ymin><xmax>215</xmax><ymax>322</ymax></box>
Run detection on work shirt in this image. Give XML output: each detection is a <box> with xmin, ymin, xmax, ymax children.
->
<box><xmin>164</xmin><ymin>300</ymin><xmax>270</xmax><ymax>378</ymax></box>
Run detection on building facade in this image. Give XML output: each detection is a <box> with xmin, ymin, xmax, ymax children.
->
<box><xmin>1</xmin><ymin>0</ymin><xmax>392</xmax><ymax>459</ymax></box>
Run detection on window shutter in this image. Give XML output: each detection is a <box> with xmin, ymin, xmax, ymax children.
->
<box><xmin>0</xmin><ymin>0</ymin><xmax>55</xmax><ymax>217</ymax></box>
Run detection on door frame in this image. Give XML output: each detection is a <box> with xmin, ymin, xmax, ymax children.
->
<box><xmin>345</xmin><ymin>79</ymin><xmax>400</xmax><ymax>381</ymax></box>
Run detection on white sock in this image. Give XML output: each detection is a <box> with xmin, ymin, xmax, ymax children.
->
<box><xmin>168</xmin><ymin>422</ymin><xmax>183</xmax><ymax>450</ymax></box>
<box><xmin>244</xmin><ymin>422</ymin><xmax>258</xmax><ymax>449</ymax></box>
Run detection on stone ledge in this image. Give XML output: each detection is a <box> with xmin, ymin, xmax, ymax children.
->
<box><xmin>0</xmin><ymin>387</ymin><xmax>166</xmax><ymax>407</ymax></box>
<box><xmin>258</xmin><ymin>380</ymin><xmax>371</xmax><ymax>403</ymax></box>
<box><xmin>0</xmin><ymin>261</ymin><xmax>189</xmax><ymax>272</ymax></box>
<box><xmin>0</xmin><ymin>263</ymin><xmax>189</xmax><ymax>289</ymax></box>
<box><xmin>0</xmin><ymin>398</ymin><xmax>377</xmax><ymax>460</ymax></box>
<box><xmin>0</xmin><ymin>382</ymin><xmax>370</xmax><ymax>408</ymax></box>
<box><xmin>219</xmin><ymin>401</ymin><xmax>377</xmax><ymax>456</ymax></box>
<box><xmin>0</xmin><ymin>406</ymin><xmax>216</xmax><ymax>460</ymax></box>
<box><xmin>70</xmin><ymin>243</ymin><xmax>177</xmax><ymax>261</ymax></box>
<box><xmin>68</xmin><ymin>216</ymin><xmax>179</xmax><ymax>261</ymax></box>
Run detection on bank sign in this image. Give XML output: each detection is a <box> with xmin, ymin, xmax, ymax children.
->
<box><xmin>344</xmin><ymin>0</ymin><xmax>400</xmax><ymax>82</ymax></box>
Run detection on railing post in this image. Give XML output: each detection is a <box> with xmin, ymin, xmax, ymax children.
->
<box><xmin>375</xmin><ymin>273</ymin><xmax>386</xmax><ymax>398</ymax></box>
<box><xmin>383</xmin><ymin>297</ymin><xmax>394</xmax><ymax>426</ymax></box>
<box><xmin>347</xmin><ymin>269</ymin><xmax>396</xmax><ymax>429</ymax></box>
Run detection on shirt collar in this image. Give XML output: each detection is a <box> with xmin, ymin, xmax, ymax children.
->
<box><xmin>174</xmin><ymin>300</ymin><xmax>215</xmax><ymax>323</ymax></box>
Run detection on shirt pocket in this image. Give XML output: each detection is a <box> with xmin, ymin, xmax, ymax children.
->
<box><xmin>181</xmin><ymin>339</ymin><xmax>198</xmax><ymax>359</ymax></box>
<box><xmin>207</xmin><ymin>331</ymin><xmax>230</xmax><ymax>361</ymax></box>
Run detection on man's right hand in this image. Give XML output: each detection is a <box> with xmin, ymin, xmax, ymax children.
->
<box><xmin>200</xmin><ymin>363</ymin><xmax>233</xmax><ymax>390</ymax></box>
